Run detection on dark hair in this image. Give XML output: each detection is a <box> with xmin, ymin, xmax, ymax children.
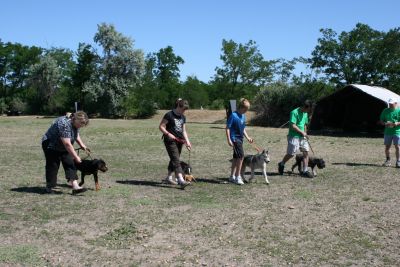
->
<box><xmin>175</xmin><ymin>98</ymin><xmax>189</xmax><ymax>109</ymax></box>
<box><xmin>303</xmin><ymin>100</ymin><xmax>313</xmax><ymax>108</ymax></box>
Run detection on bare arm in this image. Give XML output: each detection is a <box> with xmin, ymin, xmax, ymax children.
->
<box><xmin>243</xmin><ymin>129</ymin><xmax>253</xmax><ymax>143</ymax></box>
<box><xmin>291</xmin><ymin>123</ymin><xmax>307</xmax><ymax>138</ymax></box>
<box><xmin>61</xmin><ymin>138</ymin><xmax>81</xmax><ymax>163</ymax></box>
<box><xmin>226</xmin><ymin>127</ymin><xmax>233</xmax><ymax>147</ymax></box>
<box><xmin>159</xmin><ymin>119</ymin><xmax>176</xmax><ymax>140</ymax></box>
<box><xmin>75</xmin><ymin>133</ymin><xmax>88</xmax><ymax>151</ymax></box>
<box><xmin>182</xmin><ymin>124</ymin><xmax>192</xmax><ymax>150</ymax></box>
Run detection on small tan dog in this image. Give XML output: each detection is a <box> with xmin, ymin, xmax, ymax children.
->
<box><xmin>181</xmin><ymin>161</ymin><xmax>196</xmax><ymax>182</ymax></box>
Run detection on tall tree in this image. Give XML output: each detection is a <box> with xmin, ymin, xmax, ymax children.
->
<box><xmin>311</xmin><ymin>23</ymin><xmax>400</xmax><ymax>92</ymax></box>
<box><xmin>181</xmin><ymin>75</ymin><xmax>209</xmax><ymax>108</ymax></box>
<box><xmin>83</xmin><ymin>23</ymin><xmax>145</xmax><ymax>117</ymax></box>
<box><xmin>0</xmin><ymin>41</ymin><xmax>42</xmax><ymax>98</ymax></box>
<box><xmin>27</xmin><ymin>54</ymin><xmax>61</xmax><ymax>113</ymax></box>
<box><xmin>213</xmin><ymin>39</ymin><xmax>275</xmax><ymax>100</ymax></box>
<box><xmin>152</xmin><ymin>46</ymin><xmax>184</xmax><ymax>108</ymax></box>
<box><xmin>71</xmin><ymin>43</ymin><xmax>98</xmax><ymax>108</ymax></box>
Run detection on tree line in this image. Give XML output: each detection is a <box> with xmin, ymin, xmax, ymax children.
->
<box><xmin>1</xmin><ymin>23</ymin><xmax>399</xmax><ymax>125</ymax></box>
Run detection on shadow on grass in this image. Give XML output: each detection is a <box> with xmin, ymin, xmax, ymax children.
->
<box><xmin>116</xmin><ymin>179</ymin><xmax>184</xmax><ymax>190</ymax></box>
<box><xmin>332</xmin><ymin>162</ymin><xmax>384</xmax><ymax>167</ymax></box>
<box><xmin>10</xmin><ymin>186</ymin><xmax>48</xmax><ymax>194</ymax></box>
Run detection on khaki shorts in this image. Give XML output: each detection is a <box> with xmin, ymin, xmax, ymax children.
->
<box><xmin>287</xmin><ymin>136</ymin><xmax>310</xmax><ymax>156</ymax></box>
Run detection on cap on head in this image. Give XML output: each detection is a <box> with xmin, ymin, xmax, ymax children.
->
<box><xmin>387</xmin><ymin>98</ymin><xmax>396</xmax><ymax>105</ymax></box>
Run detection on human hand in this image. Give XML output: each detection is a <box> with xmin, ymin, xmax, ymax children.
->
<box><xmin>186</xmin><ymin>141</ymin><xmax>192</xmax><ymax>151</ymax></box>
<box><xmin>228</xmin><ymin>140</ymin><xmax>233</xmax><ymax>147</ymax></box>
<box><xmin>248</xmin><ymin>137</ymin><xmax>254</xmax><ymax>144</ymax></box>
<box><xmin>81</xmin><ymin>146</ymin><xmax>90</xmax><ymax>153</ymax></box>
<box><xmin>385</xmin><ymin>121</ymin><xmax>394</xmax><ymax>128</ymax></box>
<box><xmin>74</xmin><ymin>156</ymin><xmax>82</xmax><ymax>164</ymax></box>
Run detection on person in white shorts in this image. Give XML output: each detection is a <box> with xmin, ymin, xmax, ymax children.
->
<box><xmin>278</xmin><ymin>100</ymin><xmax>313</xmax><ymax>178</ymax></box>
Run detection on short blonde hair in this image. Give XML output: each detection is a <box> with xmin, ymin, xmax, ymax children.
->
<box><xmin>72</xmin><ymin>111</ymin><xmax>89</xmax><ymax>126</ymax></box>
<box><xmin>238</xmin><ymin>98</ymin><xmax>250</xmax><ymax>109</ymax></box>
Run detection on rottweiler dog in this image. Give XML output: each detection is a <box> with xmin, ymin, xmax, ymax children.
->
<box><xmin>76</xmin><ymin>159</ymin><xmax>108</xmax><ymax>191</ymax></box>
<box><xmin>291</xmin><ymin>154</ymin><xmax>325</xmax><ymax>176</ymax></box>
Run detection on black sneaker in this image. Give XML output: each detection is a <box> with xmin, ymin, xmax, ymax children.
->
<box><xmin>278</xmin><ymin>162</ymin><xmax>284</xmax><ymax>175</ymax></box>
<box><xmin>301</xmin><ymin>171</ymin><xmax>314</xmax><ymax>178</ymax></box>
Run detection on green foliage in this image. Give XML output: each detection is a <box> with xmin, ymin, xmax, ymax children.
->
<box><xmin>83</xmin><ymin>23</ymin><xmax>145</xmax><ymax>117</ymax></box>
<box><xmin>181</xmin><ymin>76</ymin><xmax>209</xmax><ymax>108</ymax></box>
<box><xmin>311</xmin><ymin>23</ymin><xmax>400</xmax><ymax>92</ymax></box>
<box><xmin>27</xmin><ymin>54</ymin><xmax>61</xmax><ymax>114</ymax></box>
<box><xmin>71</xmin><ymin>43</ymin><xmax>98</xmax><ymax>108</ymax></box>
<box><xmin>0</xmin><ymin>98</ymin><xmax>7</xmax><ymax>113</ymax></box>
<box><xmin>213</xmin><ymin>39</ymin><xmax>276</xmax><ymax>101</ymax></box>
<box><xmin>252</xmin><ymin>80</ymin><xmax>334</xmax><ymax>127</ymax></box>
<box><xmin>209</xmin><ymin>99</ymin><xmax>225</xmax><ymax>110</ymax></box>
<box><xmin>9</xmin><ymin>97</ymin><xmax>27</xmax><ymax>114</ymax></box>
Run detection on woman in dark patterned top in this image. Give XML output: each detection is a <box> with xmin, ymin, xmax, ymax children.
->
<box><xmin>159</xmin><ymin>99</ymin><xmax>192</xmax><ymax>187</ymax></box>
<box><xmin>41</xmin><ymin>111</ymin><xmax>90</xmax><ymax>193</ymax></box>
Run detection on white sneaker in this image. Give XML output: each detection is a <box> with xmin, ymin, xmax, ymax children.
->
<box><xmin>235</xmin><ymin>176</ymin><xmax>244</xmax><ymax>185</ymax></box>
<box><xmin>229</xmin><ymin>176</ymin><xmax>236</xmax><ymax>183</ymax></box>
<box><xmin>382</xmin><ymin>160</ymin><xmax>391</xmax><ymax>167</ymax></box>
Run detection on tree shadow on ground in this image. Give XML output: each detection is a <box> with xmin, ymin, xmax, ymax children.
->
<box><xmin>332</xmin><ymin>162</ymin><xmax>384</xmax><ymax>167</ymax></box>
<box><xmin>116</xmin><ymin>179</ymin><xmax>184</xmax><ymax>190</ymax></box>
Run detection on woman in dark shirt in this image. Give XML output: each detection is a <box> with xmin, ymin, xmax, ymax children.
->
<box><xmin>159</xmin><ymin>99</ymin><xmax>192</xmax><ymax>187</ymax></box>
<box><xmin>42</xmin><ymin>111</ymin><xmax>90</xmax><ymax>193</ymax></box>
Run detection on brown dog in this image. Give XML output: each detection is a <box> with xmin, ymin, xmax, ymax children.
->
<box><xmin>180</xmin><ymin>161</ymin><xmax>196</xmax><ymax>182</ymax></box>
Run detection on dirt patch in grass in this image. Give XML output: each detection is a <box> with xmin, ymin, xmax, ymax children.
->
<box><xmin>0</xmin><ymin>116</ymin><xmax>399</xmax><ymax>266</ymax></box>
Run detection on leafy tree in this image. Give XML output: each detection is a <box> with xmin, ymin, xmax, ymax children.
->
<box><xmin>151</xmin><ymin>46</ymin><xmax>184</xmax><ymax>108</ymax></box>
<box><xmin>71</xmin><ymin>43</ymin><xmax>98</xmax><ymax>109</ymax></box>
<box><xmin>311</xmin><ymin>23</ymin><xmax>400</xmax><ymax>92</ymax></box>
<box><xmin>83</xmin><ymin>23</ymin><xmax>145</xmax><ymax>117</ymax></box>
<box><xmin>181</xmin><ymin>75</ymin><xmax>209</xmax><ymax>108</ymax></box>
<box><xmin>27</xmin><ymin>54</ymin><xmax>61</xmax><ymax>113</ymax></box>
<box><xmin>0</xmin><ymin>41</ymin><xmax>42</xmax><ymax>99</ymax></box>
<box><xmin>213</xmin><ymin>39</ymin><xmax>276</xmax><ymax>101</ymax></box>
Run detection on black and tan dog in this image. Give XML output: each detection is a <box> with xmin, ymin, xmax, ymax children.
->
<box><xmin>180</xmin><ymin>161</ymin><xmax>195</xmax><ymax>182</ymax></box>
<box><xmin>291</xmin><ymin>154</ymin><xmax>325</xmax><ymax>176</ymax></box>
<box><xmin>76</xmin><ymin>159</ymin><xmax>108</xmax><ymax>191</ymax></box>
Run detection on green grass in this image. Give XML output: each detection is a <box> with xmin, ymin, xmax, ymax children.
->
<box><xmin>0</xmin><ymin>114</ymin><xmax>399</xmax><ymax>266</ymax></box>
<box><xmin>0</xmin><ymin>245</ymin><xmax>44</xmax><ymax>266</ymax></box>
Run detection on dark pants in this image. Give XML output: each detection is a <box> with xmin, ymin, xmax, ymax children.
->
<box><xmin>42</xmin><ymin>140</ymin><xmax>78</xmax><ymax>188</ymax></box>
<box><xmin>232</xmin><ymin>139</ymin><xmax>244</xmax><ymax>159</ymax></box>
<box><xmin>163</xmin><ymin>136</ymin><xmax>183</xmax><ymax>174</ymax></box>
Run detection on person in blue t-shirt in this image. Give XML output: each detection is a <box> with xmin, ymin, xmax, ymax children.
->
<box><xmin>226</xmin><ymin>98</ymin><xmax>254</xmax><ymax>185</ymax></box>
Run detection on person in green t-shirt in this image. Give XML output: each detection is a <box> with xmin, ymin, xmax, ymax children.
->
<box><xmin>379</xmin><ymin>98</ymin><xmax>400</xmax><ymax>167</ymax></box>
<box><xmin>278</xmin><ymin>100</ymin><xmax>314</xmax><ymax>178</ymax></box>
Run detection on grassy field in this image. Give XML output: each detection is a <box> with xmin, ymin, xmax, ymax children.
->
<box><xmin>0</xmin><ymin>111</ymin><xmax>399</xmax><ymax>266</ymax></box>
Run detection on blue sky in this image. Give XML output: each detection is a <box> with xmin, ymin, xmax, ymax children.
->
<box><xmin>1</xmin><ymin>0</ymin><xmax>399</xmax><ymax>82</ymax></box>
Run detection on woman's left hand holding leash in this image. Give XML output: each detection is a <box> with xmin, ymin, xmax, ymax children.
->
<box><xmin>185</xmin><ymin>141</ymin><xmax>192</xmax><ymax>151</ymax></box>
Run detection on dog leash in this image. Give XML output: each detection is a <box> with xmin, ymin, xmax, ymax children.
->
<box><xmin>305</xmin><ymin>137</ymin><xmax>315</xmax><ymax>155</ymax></box>
<box><xmin>76</xmin><ymin>148</ymin><xmax>93</xmax><ymax>160</ymax></box>
<box><xmin>250</xmin><ymin>142</ymin><xmax>262</xmax><ymax>153</ymax></box>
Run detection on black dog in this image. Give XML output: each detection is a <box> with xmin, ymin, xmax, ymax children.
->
<box><xmin>291</xmin><ymin>154</ymin><xmax>326</xmax><ymax>176</ymax></box>
<box><xmin>76</xmin><ymin>159</ymin><xmax>108</xmax><ymax>191</ymax></box>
